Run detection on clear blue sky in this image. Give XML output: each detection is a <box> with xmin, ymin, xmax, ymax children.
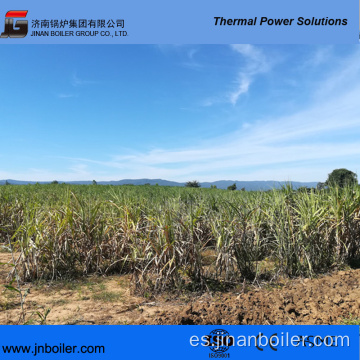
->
<box><xmin>1</xmin><ymin>45</ymin><xmax>360</xmax><ymax>182</ymax></box>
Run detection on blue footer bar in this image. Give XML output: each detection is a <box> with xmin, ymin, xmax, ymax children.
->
<box><xmin>0</xmin><ymin>325</ymin><xmax>358</xmax><ymax>359</ymax></box>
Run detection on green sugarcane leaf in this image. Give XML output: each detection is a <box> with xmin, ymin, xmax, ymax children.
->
<box><xmin>4</xmin><ymin>285</ymin><xmax>20</xmax><ymax>293</ymax></box>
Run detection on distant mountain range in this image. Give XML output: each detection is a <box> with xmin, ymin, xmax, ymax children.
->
<box><xmin>0</xmin><ymin>178</ymin><xmax>319</xmax><ymax>191</ymax></box>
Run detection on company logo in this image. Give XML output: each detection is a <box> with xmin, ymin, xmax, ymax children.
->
<box><xmin>204</xmin><ymin>329</ymin><xmax>233</xmax><ymax>356</ymax></box>
<box><xmin>1</xmin><ymin>10</ymin><xmax>28</xmax><ymax>38</ymax></box>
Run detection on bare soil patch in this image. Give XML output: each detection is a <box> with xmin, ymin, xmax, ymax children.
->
<box><xmin>1</xmin><ymin>253</ymin><xmax>360</xmax><ymax>325</ymax></box>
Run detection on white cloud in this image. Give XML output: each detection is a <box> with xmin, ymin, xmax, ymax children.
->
<box><xmin>227</xmin><ymin>44</ymin><xmax>271</xmax><ymax>105</ymax></box>
<box><xmin>58</xmin><ymin>93</ymin><xmax>77</xmax><ymax>98</ymax></box>
<box><xmin>228</xmin><ymin>74</ymin><xmax>251</xmax><ymax>104</ymax></box>
<box><xmin>302</xmin><ymin>46</ymin><xmax>333</xmax><ymax>68</ymax></box>
<box><xmin>312</xmin><ymin>47</ymin><xmax>360</xmax><ymax>100</ymax></box>
<box><xmin>203</xmin><ymin>45</ymin><xmax>272</xmax><ymax>106</ymax></box>
<box><xmin>71</xmin><ymin>72</ymin><xmax>97</xmax><ymax>87</ymax></box>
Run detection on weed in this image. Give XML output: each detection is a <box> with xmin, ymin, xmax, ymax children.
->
<box><xmin>340</xmin><ymin>314</ymin><xmax>360</xmax><ymax>325</ymax></box>
<box><xmin>92</xmin><ymin>291</ymin><xmax>123</xmax><ymax>302</ymax></box>
<box><xmin>52</xmin><ymin>299</ymin><xmax>69</xmax><ymax>306</ymax></box>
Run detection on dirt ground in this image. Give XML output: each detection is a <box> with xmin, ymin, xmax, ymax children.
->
<box><xmin>1</xmin><ymin>252</ymin><xmax>360</xmax><ymax>325</ymax></box>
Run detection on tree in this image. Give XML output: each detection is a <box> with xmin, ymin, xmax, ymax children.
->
<box><xmin>92</xmin><ymin>180</ymin><xmax>97</xmax><ymax>185</ymax></box>
<box><xmin>325</xmin><ymin>168</ymin><xmax>358</xmax><ymax>188</ymax></box>
<box><xmin>210</xmin><ymin>185</ymin><xmax>217</xmax><ymax>189</ymax></box>
<box><xmin>5</xmin><ymin>180</ymin><xmax>10</xmax><ymax>185</ymax></box>
<box><xmin>227</xmin><ymin>183</ymin><xmax>237</xmax><ymax>191</ymax></box>
<box><xmin>51</xmin><ymin>180</ymin><xmax>59</xmax><ymax>185</ymax></box>
<box><xmin>185</xmin><ymin>180</ymin><xmax>201</xmax><ymax>188</ymax></box>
